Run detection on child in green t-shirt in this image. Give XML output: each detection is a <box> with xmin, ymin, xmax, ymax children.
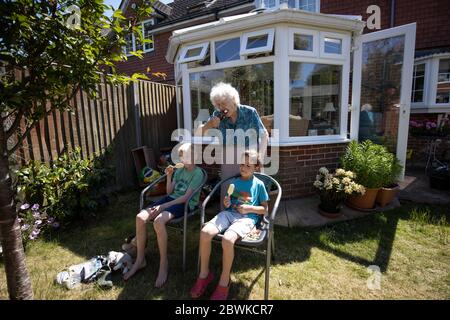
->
<box><xmin>124</xmin><ymin>143</ymin><xmax>203</xmax><ymax>288</ymax></box>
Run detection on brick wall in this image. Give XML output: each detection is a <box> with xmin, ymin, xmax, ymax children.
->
<box><xmin>116</xmin><ymin>31</ymin><xmax>175</xmax><ymax>84</ymax></box>
<box><xmin>196</xmin><ymin>144</ymin><xmax>347</xmax><ymax>199</ymax></box>
<box><xmin>321</xmin><ymin>0</ymin><xmax>450</xmax><ymax>50</ymax></box>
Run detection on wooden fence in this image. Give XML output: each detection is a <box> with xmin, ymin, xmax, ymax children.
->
<box><xmin>11</xmin><ymin>77</ymin><xmax>178</xmax><ymax>189</ymax></box>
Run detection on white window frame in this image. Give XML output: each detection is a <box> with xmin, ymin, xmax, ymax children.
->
<box><xmin>320</xmin><ymin>31</ymin><xmax>350</xmax><ymax>60</ymax></box>
<box><xmin>142</xmin><ymin>19</ymin><xmax>155</xmax><ymax>53</ymax></box>
<box><xmin>411</xmin><ymin>55</ymin><xmax>450</xmax><ymax>113</ymax></box>
<box><xmin>288</xmin><ymin>27</ymin><xmax>319</xmax><ymax>57</ymax></box>
<box><xmin>179</xmin><ymin>42</ymin><xmax>210</xmax><ymax>64</ymax></box>
<box><xmin>411</xmin><ymin>62</ymin><xmax>427</xmax><ymax>106</ymax></box>
<box><xmin>123</xmin><ymin>18</ymin><xmax>155</xmax><ymax>56</ymax></box>
<box><xmin>240</xmin><ymin>28</ymin><xmax>275</xmax><ymax>56</ymax></box>
<box><xmin>435</xmin><ymin>56</ymin><xmax>450</xmax><ymax>105</ymax></box>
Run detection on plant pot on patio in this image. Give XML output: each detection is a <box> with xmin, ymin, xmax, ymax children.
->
<box><xmin>318</xmin><ymin>203</ymin><xmax>343</xmax><ymax>219</ymax></box>
<box><xmin>346</xmin><ymin>188</ymin><xmax>380</xmax><ymax>210</ymax></box>
<box><xmin>376</xmin><ymin>184</ymin><xmax>400</xmax><ymax>207</ymax></box>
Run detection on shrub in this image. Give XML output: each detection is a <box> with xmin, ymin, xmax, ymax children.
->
<box><xmin>341</xmin><ymin>140</ymin><xmax>400</xmax><ymax>188</ymax></box>
<box><xmin>15</xmin><ymin>147</ymin><xmax>114</xmax><ymax>225</ymax></box>
<box><xmin>17</xmin><ymin>203</ymin><xmax>59</xmax><ymax>247</ymax></box>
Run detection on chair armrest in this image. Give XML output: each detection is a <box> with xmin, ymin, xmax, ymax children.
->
<box><xmin>139</xmin><ymin>174</ymin><xmax>168</xmax><ymax>210</ymax></box>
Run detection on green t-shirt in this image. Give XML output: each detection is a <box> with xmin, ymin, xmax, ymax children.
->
<box><xmin>169</xmin><ymin>166</ymin><xmax>204</xmax><ymax>210</ymax></box>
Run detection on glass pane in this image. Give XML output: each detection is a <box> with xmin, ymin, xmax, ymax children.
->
<box><xmin>215</xmin><ymin>38</ymin><xmax>240</xmax><ymax>63</ymax></box>
<box><xmin>358</xmin><ymin>35</ymin><xmax>405</xmax><ymax>154</ymax></box>
<box><xmin>290</xmin><ymin>62</ymin><xmax>342</xmax><ymax>136</ymax></box>
<box><xmin>187</xmin><ymin>47</ymin><xmax>210</xmax><ymax>68</ymax></box>
<box><xmin>288</xmin><ymin>0</ymin><xmax>296</xmax><ymax>8</ymax></box>
<box><xmin>185</xmin><ymin>47</ymin><xmax>203</xmax><ymax>58</ymax></box>
<box><xmin>436</xmin><ymin>59</ymin><xmax>450</xmax><ymax>104</ymax></box>
<box><xmin>125</xmin><ymin>34</ymin><xmax>133</xmax><ymax>53</ymax></box>
<box><xmin>263</xmin><ymin>0</ymin><xmax>277</xmax><ymax>8</ymax></box>
<box><xmin>294</xmin><ymin>34</ymin><xmax>313</xmax><ymax>51</ymax></box>
<box><xmin>189</xmin><ymin>63</ymin><xmax>274</xmax><ymax>136</ymax></box>
<box><xmin>247</xmin><ymin>34</ymin><xmax>268</xmax><ymax>50</ymax></box>
<box><xmin>411</xmin><ymin>64</ymin><xmax>425</xmax><ymax>102</ymax></box>
<box><xmin>143</xmin><ymin>21</ymin><xmax>154</xmax><ymax>51</ymax></box>
<box><xmin>299</xmin><ymin>0</ymin><xmax>316</xmax><ymax>12</ymax></box>
<box><xmin>324</xmin><ymin>37</ymin><xmax>342</xmax><ymax>54</ymax></box>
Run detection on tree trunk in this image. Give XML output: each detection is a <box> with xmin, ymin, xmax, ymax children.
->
<box><xmin>0</xmin><ymin>130</ymin><xmax>33</xmax><ymax>299</ymax></box>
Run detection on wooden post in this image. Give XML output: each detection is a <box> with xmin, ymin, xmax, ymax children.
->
<box><xmin>132</xmin><ymin>81</ymin><xmax>142</xmax><ymax>148</ymax></box>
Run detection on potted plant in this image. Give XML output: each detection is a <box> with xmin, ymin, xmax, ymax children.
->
<box><xmin>313</xmin><ymin>167</ymin><xmax>365</xmax><ymax>218</ymax></box>
<box><xmin>341</xmin><ymin>140</ymin><xmax>391</xmax><ymax>210</ymax></box>
<box><xmin>376</xmin><ymin>156</ymin><xmax>403</xmax><ymax>207</ymax></box>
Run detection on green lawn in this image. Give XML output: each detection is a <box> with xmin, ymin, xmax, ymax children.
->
<box><xmin>1</xmin><ymin>191</ymin><xmax>449</xmax><ymax>300</ymax></box>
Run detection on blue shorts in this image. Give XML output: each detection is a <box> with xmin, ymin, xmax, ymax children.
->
<box><xmin>148</xmin><ymin>195</ymin><xmax>187</xmax><ymax>219</ymax></box>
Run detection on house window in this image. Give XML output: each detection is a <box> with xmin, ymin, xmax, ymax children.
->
<box><xmin>215</xmin><ymin>38</ymin><xmax>240</xmax><ymax>63</ymax></box>
<box><xmin>436</xmin><ymin>58</ymin><xmax>450</xmax><ymax>104</ymax></box>
<box><xmin>179</xmin><ymin>42</ymin><xmax>209</xmax><ymax>63</ymax></box>
<box><xmin>289</xmin><ymin>62</ymin><xmax>342</xmax><ymax>137</ymax></box>
<box><xmin>189</xmin><ymin>63</ymin><xmax>274</xmax><ymax>135</ymax></box>
<box><xmin>256</xmin><ymin>0</ymin><xmax>319</xmax><ymax>12</ymax></box>
<box><xmin>412</xmin><ymin>64</ymin><xmax>425</xmax><ymax>103</ymax></box>
<box><xmin>123</xmin><ymin>19</ymin><xmax>155</xmax><ymax>55</ymax></box>
<box><xmin>241</xmin><ymin>29</ymin><xmax>275</xmax><ymax>56</ymax></box>
<box><xmin>324</xmin><ymin>37</ymin><xmax>342</xmax><ymax>54</ymax></box>
<box><xmin>294</xmin><ymin>34</ymin><xmax>313</xmax><ymax>51</ymax></box>
<box><xmin>124</xmin><ymin>34</ymin><xmax>134</xmax><ymax>55</ymax></box>
<box><xmin>143</xmin><ymin>20</ymin><xmax>155</xmax><ymax>52</ymax></box>
<box><xmin>298</xmin><ymin>0</ymin><xmax>317</xmax><ymax>12</ymax></box>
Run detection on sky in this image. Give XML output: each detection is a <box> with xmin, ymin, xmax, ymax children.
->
<box><xmin>104</xmin><ymin>0</ymin><xmax>173</xmax><ymax>16</ymax></box>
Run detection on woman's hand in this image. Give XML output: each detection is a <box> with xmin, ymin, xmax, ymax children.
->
<box><xmin>205</xmin><ymin>116</ymin><xmax>220</xmax><ymax>129</ymax></box>
<box><xmin>165</xmin><ymin>166</ymin><xmax>174</xmax><ymax>176</ymax></box>
<box><xmin>223</xmin><ymin>196</ymin><xmax>231</xmax><ymax>209</ymax></box>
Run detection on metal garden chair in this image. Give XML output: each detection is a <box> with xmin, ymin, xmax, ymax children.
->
<box><xmin>140</xmin><ymin>167</ymin><xmax>208</xmax><ymax>272</ymax></box>
<box><xmin>199</xmin><ymin>172</ymin><xmax>282</xmax><ymax>300</ymax></box>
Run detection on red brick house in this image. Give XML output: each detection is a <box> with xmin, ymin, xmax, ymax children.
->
<box><xmin>119</xmin><ymin>0</ymin><xmax>450</xmax><ymax>198</ymax></box>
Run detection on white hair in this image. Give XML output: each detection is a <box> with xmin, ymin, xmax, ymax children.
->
<box><xmin>210</xmin><ymin>82</ymin><xmax>240</xmax><ymax>106</ymax></box>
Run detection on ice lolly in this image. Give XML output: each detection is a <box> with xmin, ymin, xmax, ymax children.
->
<box><xmin>227</xmin><ymin>183</ymin><xmax>235</xmax><ymax>197</ymax></box>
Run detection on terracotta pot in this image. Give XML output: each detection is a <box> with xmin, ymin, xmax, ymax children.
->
<box><xmin>376</xmin><ymin>184</ymin><xmax>399</xmax><ymax>207</ymax></box>
<box><xmin>347</xmin><ymin>188</ymin><xmax>380</xmax><ymax>210</ymax></box>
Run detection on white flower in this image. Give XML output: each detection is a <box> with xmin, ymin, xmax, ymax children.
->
<box><xmin>319</xmin><ymin>167</ymin><xmax>329</xmax><ymax>175</ymax></box>
<box><xmin>335</xmin><ymin>168</ymin><xmax>345</xmax><ymax>176</ymax></box>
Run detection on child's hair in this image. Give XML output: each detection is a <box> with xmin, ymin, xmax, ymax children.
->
<box><xmin>242</xmin><ymin>149</ymin><xmax>261</xmax><ymax>168</ymax></box>
<box><xmin>178</xmin><ymin>142</ymin><xmax>199</xmax><ymax>163</ymax></box>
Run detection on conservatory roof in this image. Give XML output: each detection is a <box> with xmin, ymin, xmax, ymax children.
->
<box><xmin>166</xmin><ymin>8</ymin><xmax>365</xmax><ymax>63</ymax></box>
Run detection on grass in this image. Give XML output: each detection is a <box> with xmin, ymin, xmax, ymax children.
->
<box><xmin>0</xmin><ymin>191</ymin><xmax>449</xmax><ymax>300</ymax></box>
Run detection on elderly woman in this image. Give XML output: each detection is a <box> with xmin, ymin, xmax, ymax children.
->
<box><xmin>195</xmin><ymin>82</ymin><xmax>269</xmax><ymax>204</ymax></box>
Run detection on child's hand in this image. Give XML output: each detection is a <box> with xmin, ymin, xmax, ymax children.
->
<box><xmin>165</xmin><ymin>166</ymin><xmax>174</xmax><ymax>176</ymax></box>
<box><xmin>149</xmin><ymin>205</ymin><xmax>162</xmax><ymax>219</ymax></box>
<box><xmin>236</xmin><ymin>204</ymin><xmax>252</xmax><ymax>214</ymax></box>
<box><xmin>223</xmin><ymin>196</ymin><xmax>231</xmax><ymax>208</ymax></box>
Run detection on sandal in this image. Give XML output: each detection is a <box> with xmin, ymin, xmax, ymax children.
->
<box><xmin>190</xmin><ymin>272</ymin><xmax>214</xmax><ymax>298</ymax></box>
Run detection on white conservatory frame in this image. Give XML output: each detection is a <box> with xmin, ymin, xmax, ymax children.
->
<box><xmin>167</xmin><ymin>9</ymin><xmax>363</xmax><ymax>147</ymax></box>
<box><xmin>167</xmin><ymin>7</ymin><xmax>416</xmax><ymax>165</ymax></box>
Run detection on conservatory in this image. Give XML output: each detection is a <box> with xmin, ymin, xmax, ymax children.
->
<box><xmin>166</xmin><ymin>4</ymin><xmax>416</xmax><ymax>198</ymax></box>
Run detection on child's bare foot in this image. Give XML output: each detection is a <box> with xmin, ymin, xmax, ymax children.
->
<box><xmin>123</xmin><ymin>259</ymin><xmax>146</xmax><ymax>281</ymax></box>
<box><xmin>154</xmin><ymin>263</ymin><xmax>168</xmax><ymax>288</ymax></box>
